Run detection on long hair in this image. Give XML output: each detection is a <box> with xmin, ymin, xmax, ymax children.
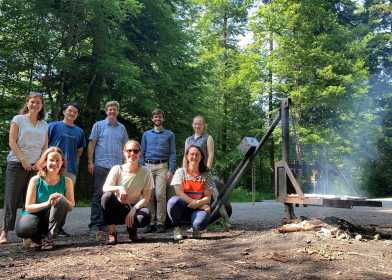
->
<box><xmin>37</xmin><ymin>147</ymin><xmax>65</xmax><ymax>177</ymax></box>
<box><xmin>19</xmin><ymin>92</ymin><xmax>45</xmax><ymax>120</ymax></box>
<box><xmin>184</xmin><ymin>144</ymin><xmax>207</xmax><ymax>173</ymax></box>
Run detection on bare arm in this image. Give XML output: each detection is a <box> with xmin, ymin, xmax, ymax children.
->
<box><xmin>182</xmin><ymin>140</ymin><xmax>187</xmax><ymax>169</ymax></box>
<box><xmin>87</xmin><ymin>140</ymin><xmax>96</xmax><ymax>163</ymax></box>
<box><xmin>64</xmin><ymin>177</ymin><xmax>75</xmax><ymax>210</ymax></box>
<box><xmin>25</xmin><ymin>176</ymin><xmax>50</xmax><ymax>213</ymax></box>
<box><xmin>87</xmin><ymin>140</ymin><xmax>96</xmax><ymax>174</ymax></box>
<box><xmin>134</xmin><ymin>186</ymin><xmax>151</xmax><ymax>210</ymax></box>
<box><xmin>77</xmin><ymin>147</ymin><xmax>83</xmax><ymax>158</ymax></box>
<box><xmin>102</xmin><ymin>184</ymin><xmax>123</xmax><ymax>193</ymax></box>
<box><xmin>199</xmin><ymin>188</ymin><xmax>212</xmax><ymax>206</ymax></box>
<box><xmin>9</xmin><ymin>122</ymin><xmax>31</xmax><ymax>170</ymax></box>
<box><xmin>206</xmin><ymin>135</ymin><xmax>214</xmax><ymax>169</ymax></box>
<box><xmin>174</xmin><ymin>184</ymin><xmax>194</xmax><ymax>204</ymax></box>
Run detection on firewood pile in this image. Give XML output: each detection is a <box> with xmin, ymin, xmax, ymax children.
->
<box><xmin>277</xmin><ymin>216</ymin><xmax>392</xmax><ymax>241</ymax></box>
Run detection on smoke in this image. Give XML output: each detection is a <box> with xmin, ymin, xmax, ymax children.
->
<box><xmin>301</xmin><ymin>73</ymin><xmax>391</xmax><ymax>198</ymax></box>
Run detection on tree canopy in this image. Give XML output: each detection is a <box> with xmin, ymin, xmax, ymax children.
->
<box><xmin>0</xmin><ymin>0</ymin><xmax>391</xmax><ymax>199</ymax></box>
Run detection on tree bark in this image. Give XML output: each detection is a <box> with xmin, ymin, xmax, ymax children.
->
<box><xmin>268</xmin><ymin>32</ymin><xmax>275</xmax><ymax>189</ymax></box>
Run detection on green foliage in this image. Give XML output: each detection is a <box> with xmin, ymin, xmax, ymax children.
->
<box><xmin>229</xmin><ymin>187</ymin><xmax>274</xmax><ymax>202</ymax></box>
<box><xmin>0</xmin><ymin>0</ymin><xmax>391</xmax><ymax>200</ymax></box>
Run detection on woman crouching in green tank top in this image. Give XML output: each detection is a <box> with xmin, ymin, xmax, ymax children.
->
<box><xmin>16</xmin><ymin>147</ymin><xmax>75</xmax><ymax>250</ymax></box>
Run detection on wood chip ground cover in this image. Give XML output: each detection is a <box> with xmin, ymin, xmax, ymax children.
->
<box><xmin>1</xmin><ymin>225</ymin><xmax>392</xmax><ymax>280</ymax></box>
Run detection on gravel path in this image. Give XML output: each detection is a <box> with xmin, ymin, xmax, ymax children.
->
<box><xmin>1</xmin><ymin>199</ymin><xmax>391</xmax><ymax>242</ymax></box>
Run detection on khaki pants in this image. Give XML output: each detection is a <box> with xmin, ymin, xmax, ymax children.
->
<box><xmin>145</xmin><ymin>162</ymin><xmax>168</xmax><ymax>226</ymax></box>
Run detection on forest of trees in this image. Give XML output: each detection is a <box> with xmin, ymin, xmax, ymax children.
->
<box><xmin>0</xmin><ymin>0</ymin><xmax>390</xmax><ymax>201</ymax></box>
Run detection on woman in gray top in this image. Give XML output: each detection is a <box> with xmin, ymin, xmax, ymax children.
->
<box><xmin>0</xmin><ymin>92</ymin><xmax>48</xmax><ymax>244</ymax></box>
<box><xmin>183</xmin><ymin>115</ymin><xmax>214</xmax><ymax>169</ymax></box>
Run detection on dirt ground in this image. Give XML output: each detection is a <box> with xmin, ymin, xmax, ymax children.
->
<box><xmin>1</xmin><ymin>202</ymin><xmax>392</xmax><ymax>280</ymax></box>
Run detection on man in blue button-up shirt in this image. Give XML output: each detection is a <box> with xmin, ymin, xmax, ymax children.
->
<box><xmin>140</xmin><ymin>109</ymin><xmax>176</xmax><ymax>232</ymax></box>
<box><xmin>87</xmin><ymin>101</ymin><xmax>128</xmax><ymax>238</ymax></box>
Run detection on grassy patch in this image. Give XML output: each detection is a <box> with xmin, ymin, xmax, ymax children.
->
<box><xmin>229</xmin><ymin>187</ymin><xmax>274</xmax><ymax>203</ymax></box>
<box><xmin>208</xmin><ymin>219</ymin><xmax>230</xmax><ymax>232</ymax></box>
<box><xmin>75</xmin><ymin>200</ymin><xmax>91</xmax><ymax>207</ymax></box>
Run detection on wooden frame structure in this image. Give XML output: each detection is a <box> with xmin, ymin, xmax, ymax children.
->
<box><xmin>210</xmin><ymin>98</ymin><xmax>382</xmax><ymax>223</ymax></box>
<box><xmin>277</xmin><ymin>98</ymin><xmax>382</xmax><ymax>219</ymax></box>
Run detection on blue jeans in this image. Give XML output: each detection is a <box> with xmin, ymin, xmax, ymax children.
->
<box><xmin>167</xmin><ymin>196</ymin><xmax>210</xmax><ymax>231</ymax></box>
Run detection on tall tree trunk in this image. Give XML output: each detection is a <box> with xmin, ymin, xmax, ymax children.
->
<box><xmin>86</xmin><ymin>16</ymin><xmax>106</xmax><ymax>126</ymax></box>
<box><xmin>28</xmin><ymin>60</ymin><xmax>34</xmax><ymax>92</ymax></box>
<box><xmin>268</xmin><ymin>32</ymin><xmax>275</xmax><ymax>189</ymax></box>
<box><xmin>221</xmin><ymin>12</ymin><xmax>229</xmax><ymax>180</ymax></box>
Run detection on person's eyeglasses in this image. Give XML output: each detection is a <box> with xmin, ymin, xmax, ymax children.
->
<box><xmin>29</xmin><ymin>91</ymin><xmax>43</xmax><ymax>97</ymax></box>
<box><xmin>126</xmin><ymin>149</ymin><xmax>140</xmax><ymax>154</ymax></box>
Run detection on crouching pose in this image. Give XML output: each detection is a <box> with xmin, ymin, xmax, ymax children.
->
<box><xmin>167</xmin><ymin>145</ymin><xmax>214</xmax><ymax>240</ymax></box>
<box><xmin>101</xmin><ymin>140</ymin><xmax>153</xmax><ymax>245</ymax></box>
<box><xmin>16</xmin><ymin>147</ymin><xmax>75</xmax><ymax>249</ymax></box>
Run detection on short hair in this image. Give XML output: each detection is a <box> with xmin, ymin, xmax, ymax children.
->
<box><xmin>37</xmin><ymin>147</ymin><xmax>66</xmax><ymax>177</ymax></box>
<box><xmin>63</xmin><ymin>102</ymin><xmax>80</xmax><ymax>112</ymax></box>
<box><xmin>123</xmin><ymin>139</ymin><xmax>141</xmax><ymax>151</ymax></box>
<box><xmin>152</xmin><ymin>108</ymin><xmax>164</xmax><ymax>117</ymax></box>
<box><xmin>193</xmin><ymin>114</ymin><xmax>206</xmax><ymax>123</ymax></box>
<box><xmin>105</xmin><ymin>101</ymin><xmax>120</xmax><ymax>111</ymax></box>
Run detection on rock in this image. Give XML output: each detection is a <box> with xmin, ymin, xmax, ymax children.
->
<box><xmin>337</xmin><ymin>233</ymin><xmax>347</xmax><ymax>240</ymax></box>
<box><xmin>374</xmin><ymin>234</ymin><xmax>381</xmax><ymax>240</ymax></box>
<box><xmin>355</xmin><ymin>234</ymin><xmax>362</xmax><ymax>241</ymax></box>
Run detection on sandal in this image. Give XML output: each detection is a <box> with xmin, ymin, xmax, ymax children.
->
<box><xmin>41</xmin><ymin>239</ymin><xmax>54</xmax><ymax>250</ymax></box>
<box><xmin>24</xmin><ymin>239</ymin><xmax>42</xmax><ymax>250</ymax></box>
<box><xmin>107</xmin><ymin>232</ymin><xmax>117</xmax><ymax>245</ymax></box>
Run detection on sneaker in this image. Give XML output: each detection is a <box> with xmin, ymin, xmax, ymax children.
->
<box><xmin>186</xmin><ymin>227</ymin><xmax>201</xmax><ymax>239</ymax></box>
<box><xmin>143</xmin><ymin>224</ymin><xmax>157</xmax><ymax>233</ymax></box>
<box><xmin>173</xmin><ymin>227</ymin><xmax>183</xmax><ymax>241</ymax></box>
<box><xmin>57</xmin><ymin>229</ymin><xmax>71</xmax><ymax>237</ymax></box>
<box><xmin>155</xmin><ymin>224</ymin><xmax>165</xmax><ymax>233</ymax></box>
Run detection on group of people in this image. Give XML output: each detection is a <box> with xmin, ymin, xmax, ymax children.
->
<box><xmin>0</xmin><ymin>92</ymin><xmax>216</xmax><ymax>248</ymax></box>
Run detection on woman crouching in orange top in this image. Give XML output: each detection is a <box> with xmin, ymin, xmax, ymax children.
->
<box><xmin>167</xmin><ymin>144</ymin><xmax>214</xmax><ymax>241</ymax></box>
